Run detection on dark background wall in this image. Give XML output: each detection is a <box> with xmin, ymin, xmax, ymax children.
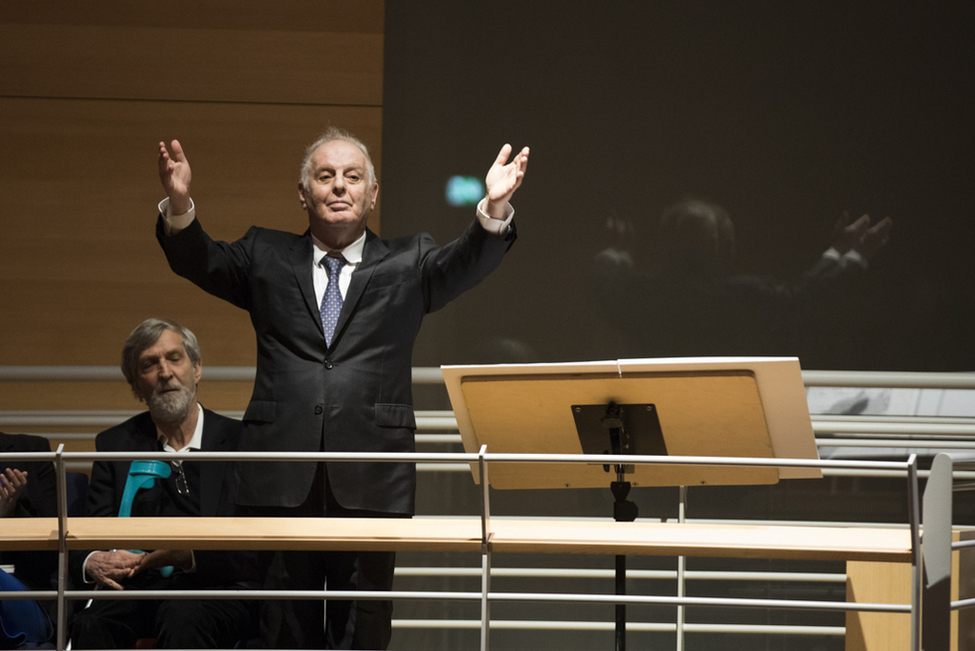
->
<box><xmin>382</xmin><ymin>4</ymin><xmax>975</xmax><ymax>649</ymax></box>
<box><xmin>382</xmin><ymin>1</ymin><xmax>975</xmax><ymax>373</ymax></box>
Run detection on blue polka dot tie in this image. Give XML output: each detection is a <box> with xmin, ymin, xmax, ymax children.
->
<box><xmin>320</xmin><ymin>254</ymin><xmax>346</xmax><ymax>347</ymax></box>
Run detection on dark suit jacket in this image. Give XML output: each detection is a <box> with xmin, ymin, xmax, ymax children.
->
<box><xmin>0</xmin><ymin>432</ymin><xmax>58</xmax><ymax>589</ymax></box>
<box><xmin>71</xmin><ymin>409</ymin><xmax>257</xmax><ymax>589</ymax></box>
<box><xmin>158</xmin><ymin>217</ymin><xmax>515</xmax><ymax>514</ymax></box>
<box><xmin>0</xmin><ymin>432</ymin><xmax>57</xmax><ymax>519</ymax></box>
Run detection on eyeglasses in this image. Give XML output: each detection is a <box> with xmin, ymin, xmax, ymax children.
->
<box><xmin>170</xmin><ymin>460</ymin><xmax>189</xmax><ymax>497</ymax></box>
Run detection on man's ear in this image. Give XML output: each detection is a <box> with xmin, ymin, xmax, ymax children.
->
<box><xmin>369</xmin><ymin>182</ymin><xmax>379</xmax><ymax>210</ymax></box>
<box><xmin>298</xmin><ymin>182</ymin><xmax>308</xmax><ymax>210</ymax></box>
<box><xmin>194</xmin><ymin>364</ymin><xmax>203</xmax><ymax>385</ymax></box>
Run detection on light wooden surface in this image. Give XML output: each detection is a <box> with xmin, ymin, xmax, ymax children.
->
<box><xmin>1</xmin><ymin>517</ymin><xmax>913</xmax><ymax>563</ymax></box>
<box><xmin>0</xmin><ymin>24</ymin><xmax>382</xmax><ymax>106</ymax></box>
<box><xmin>488</xmin><ymin>519</ymin><xmax>912</xmax><ymax>562</ymax></box>
<box><xmin>0</xmin><ymin>1</ymin><xmax>384</xmax><ymax>32</ymax></box>
<box><xmin>0</xmin><ymin>98</ymin><xmax>381</xmax><ymax>368</ymax></box>
<box><xmin>845</xmin><ymin>532</ymin><xmax>965</xmax><ymax>651</ymax></box>
<box><xmin>0</xmin><ymin>380</ymin><xmax>253</xmax><ymax>413</ymax></box>
<box><xmin>0</xmin><ymin>0</ymin><xmax>384</xmax><ymax>370</ymax></box>
<box><xmin>845</xmin><ymin>559</ymin><xmax>914</xmax><ymax>650</ymax></box>
<box><xmin>459</xmin><ymin>371</ymin><xmax>780</xmax><ymax>488</ymax></box>
<box><xmin>0</xmin><ymin>518</ymin><xmax>60</xmax><ymax>551</ymax></box>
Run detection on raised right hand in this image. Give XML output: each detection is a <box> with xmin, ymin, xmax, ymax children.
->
<box><xmin>158</xmin><ymin>139</ymin><xmax>192</xmax><ymax>216</ymax></box>
<box><xmin>830</xmin><ymin>211</ymin><xmax>870</xmax><ymax>254</ymax></box>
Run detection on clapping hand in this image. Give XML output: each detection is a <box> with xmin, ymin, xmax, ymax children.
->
<box><xmin>0</xmin><ymin>468</ymin><xmax>28</xmax><ymax>517</ymax></box>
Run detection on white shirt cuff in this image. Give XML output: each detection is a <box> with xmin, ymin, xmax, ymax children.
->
<box><xmin>823</xmin><ymin>247</ymin><xmax>868</xmax><ymax>270</ymax></box>
<box><xmin>158</xmin><ymin>197</ymin><xmax>197</xmax><ymax>235</ymax></box>
<box><xmin>82</xmin><ymin>551</ymin><xmax>98</xmax><ymax>584</ymax></box>
<box><xmin>475</xmin><ymin>198</ymin><xmax>514</xmax><ymax>236</ymax></box>
<box><xmin>842</xmin><ymin>249</ymin><xmax>868</xmax><ymax>269</ymax></box>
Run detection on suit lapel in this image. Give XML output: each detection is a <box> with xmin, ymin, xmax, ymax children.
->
<box><xmin>330</xmin><ymin>229</ymin><xmax>389</xmax><ymax>348</ymax></box>
<box><xmin>290</xmin><ymin>233</ymin><xmax>324</xmax><ymax>336</ymax></box>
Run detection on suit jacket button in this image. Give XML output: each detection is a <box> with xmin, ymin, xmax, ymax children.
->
<box><xmin>314</xmin><ymin>405</ymin><xmax>323</xmax><ymax>415</ymax></box>
<box><xmin>324</xmin><ymin>360</ymin><xmax>333</xmax><ymax>370</ymax></box>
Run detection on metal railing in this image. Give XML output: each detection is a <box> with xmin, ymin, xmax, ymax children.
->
<box><xmin>3</xmin><ymin>366</ymin><xmax>975</xmax><ymax>650</ymax></box>
<box><xmin>0</xmin><ymin>446</ymin><xmax>932</xmax><ymax>651</ymax></box>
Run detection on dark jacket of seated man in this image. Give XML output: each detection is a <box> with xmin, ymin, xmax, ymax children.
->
<box><xmin>68</xmin><ymin>408</ymin><xmax>260</xmax><ymax>649</ymax></box>
<box><xmin>1</xmin><ymin>431</ymin><xmax>58</xmax><ymax>591</ymax></box>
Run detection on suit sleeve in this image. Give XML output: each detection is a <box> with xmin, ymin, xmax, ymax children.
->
<box><xmin>420</xmin><ymin>218</ymin><xmax>517</xmax><ymax>314</ymax></box>
<box><xmin>156</xmin><ymin>216</ymin><xmax>256</xmax><ymax>311</ymax></box>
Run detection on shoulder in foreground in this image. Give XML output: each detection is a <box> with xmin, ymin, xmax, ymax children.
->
<box><xmin>0</xmin><ymin>431</ymin><xmax>51</xmax><ymax>452</ymax></box>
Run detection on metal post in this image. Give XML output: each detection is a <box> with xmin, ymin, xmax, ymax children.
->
<box><xmin>479</xmin><ymin>445</ymin><xmax>491</xmax><ymax>651</ymax></box>
<box><xmin>610</xmin><ymin>474</ymin><xmax>635</xmax><ymax>651</ymax></box>
<box><xmin>615</xmin><ymin>554</ymin><xmax>626</xmax><ymax>651</ymax></box>
<box><xmin>907</xmin><ymin>454</ymin><xmax>921</xmax><ymax>651</ymax></box>
<box><xmin>921</xmin><ymin>453</ymin><xmax>953</xmax><ymax>651</ymax></box>
<box><xmin>55</xmin><ymin>445</ymin><xmax>68</xmax><ymax>651</ymax></box>
<box><xmin>676</xmin><ymin>486</ymin><xmax>687</xmax><ymax>651</ymax></box>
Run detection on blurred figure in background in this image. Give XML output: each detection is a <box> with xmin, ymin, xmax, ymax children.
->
<box><xmin>594</xmin><ymin>198</ymin><xmax>891</xmax><ymax>363</ymax></box>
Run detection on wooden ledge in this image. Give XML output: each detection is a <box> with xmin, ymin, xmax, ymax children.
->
<box><xmin>1</xmin><ymin>517</ymin><xmax>915</xmax><ymax>563</ymax></box>
<box><xmin>63</xmin><ymin>517</ymin><xmax>484</xmax><ymax>553</ymax></box>
<box><xmin>488</xmin><ymin>519</ymin><xmax>913</xmax><ymax>563</ymax></box>
<box><xmin>0</xmin><ymin>518</ymin><xmax>60</xmax><ymax>551</ymax></box>
<box><xmin>0</xmin><ymin>517</ymin><xmax>904</xmax><ymax>563</ymax></box>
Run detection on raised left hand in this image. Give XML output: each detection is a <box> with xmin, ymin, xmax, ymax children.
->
<box><xmin>485</xmin><ymin>143</ymin><xmax>530</xmax><ymax>219</ymax></box>
<box><xmin>855</xmin><ymin>215</ymin><xmax>892</xmax><ymax>260</ymax></box>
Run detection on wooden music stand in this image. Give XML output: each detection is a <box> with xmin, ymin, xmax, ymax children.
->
<box><xmin>442</xmin><ymin>356</ymin><xmax>820</xmax><ymax>489</ymax></box>
<box><xmin>442</xmin><ymin>356</ymin><xmax>820</xmax><ymax>651</ymax></box>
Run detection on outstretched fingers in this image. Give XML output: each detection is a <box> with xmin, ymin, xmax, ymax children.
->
<box><xmin>493</xmin><ymin>143</ymin><xmax>513</xmax><ymax>168</ymax></box>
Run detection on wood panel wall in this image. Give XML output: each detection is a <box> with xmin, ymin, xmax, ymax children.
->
<box><xmin>0</xmin><ymin>2</ymin><xmax>384</xmax><ymax>414</ymax></box>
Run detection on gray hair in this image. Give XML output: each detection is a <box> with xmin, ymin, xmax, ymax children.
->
<box><xmin>300</xmin><ymin>126</ymin><xmax>377</xmax><ymax>191</ymax></box>
<box><xmin>121</xmin><ymin>318</ymin><xmax>202</xmax><ymax>395</ymax></box>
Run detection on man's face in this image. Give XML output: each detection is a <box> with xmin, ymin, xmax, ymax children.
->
<box><xmin>135</xmin><ymin>329</ymin><xmax>202</xmax><ymax>423</ymax></box>
<box><xmin>298</xmin><ymin>139</ymin><xmax>378</xmax><ymax>247</ymax></box>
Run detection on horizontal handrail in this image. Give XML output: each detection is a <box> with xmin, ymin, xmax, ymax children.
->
<box><xmin>802</xmin><ymin>369</ymin><xmax>975</xmax><ymax>389</ymax></box>
<box><xmin>0</xmin><ymin>588</ymin><xmax>905</xmax><ymax>614</ymax></box>
<box><xmin>8</xmin><ymin>409</ymin><xmax>975</xmax><ymax>436</ymax></box>
<box><xmin>0</xmin><ymin>449</ymin><xmax>916</xmax><ymax>471</ymax></box>
<box><xmin>0</xmin><ymin>366</ymin><xmax>447</xmax><ymax>383</ymax></box>
<box><xmin>391</xmin><ymin>620</ymin><xmax>845</xmax><ymax>635</ymax></box>
<box><xmin>394</xmin><ymin>566</ymin><xmax>847</xmax><ymax>582</ymax></box>
<box><xmin>4</xmin><ymin>365</ymin><xmax>975</xmax><ymax>389</ymax></box>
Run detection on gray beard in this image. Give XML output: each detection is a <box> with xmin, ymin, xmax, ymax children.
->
<box><xmin>148</xmin><ymin>386</ymin><xmax>194</xmax><ymax>423</ymax></box>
